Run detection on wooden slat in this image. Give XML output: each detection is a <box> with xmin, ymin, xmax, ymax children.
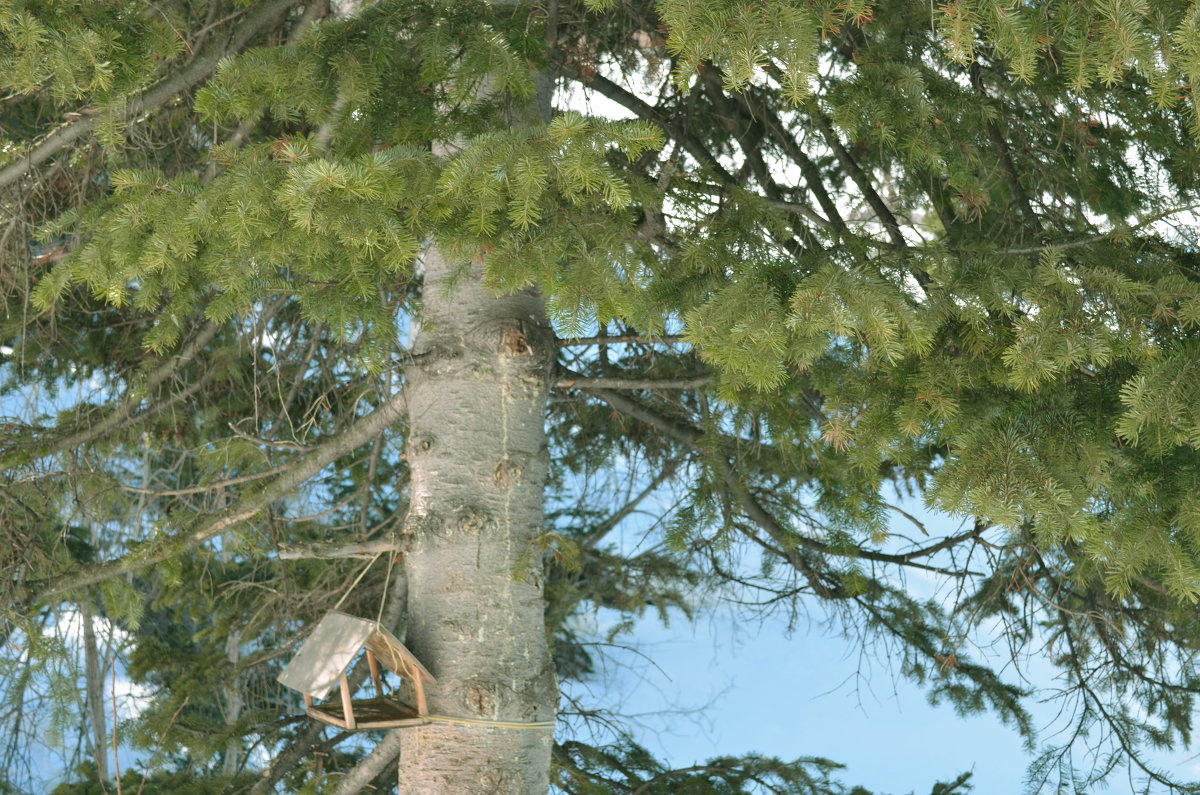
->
<box><xmin>413</xmin><ymin>674</ymin><xmax>427</xmax><ymax>716</ymax></box>
<box><xmin>306</xmin><ymin>706</ymin><xmax>350</xmax><ymax>730</ymax></box>
<box><xmin>366</xmin><ymin>650</ymin><xmax>382</xmax><ymax>697</ymax></box>
<box><xmin>305</xmin><ymin>696</ymin><xmax>424</xmax><ymax>730</ymax></box>
<box><xmin>339</xmin><ymin>674</ymin><xmax>356</xmax><ymax>730</ymax></box>
<box><xmin>364</xmin><ymin>631</ymin><xmax>436</xmax><ymax>684</ymax></box>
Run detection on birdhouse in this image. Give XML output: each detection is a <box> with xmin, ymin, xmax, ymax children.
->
<box><xmin>277</xmin><ymin>611</ymin><xmax>436</xmax><ymax>731</ymax></box>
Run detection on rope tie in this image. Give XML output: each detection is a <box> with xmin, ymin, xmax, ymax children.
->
<box><xmin>418</xmin><ymin>712</ymin><xmax>555</xmax><ymax>730</ymax></box>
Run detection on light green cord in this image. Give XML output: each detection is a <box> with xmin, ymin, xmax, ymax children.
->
<box><xmin>419</xmin><ymin>713</ymin><xmax>555</xmax><ymax>730</ymax></box>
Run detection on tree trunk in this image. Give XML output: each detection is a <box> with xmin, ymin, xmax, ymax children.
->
<box><xmin>221</xmin><ymin>626</ymin><xmax>242</xmax><ymax>777</ymax></box>
<box><xmin>396</xmin><ymin>243</ymin><xmax>557</xmax><ymax>792</ymax></box>
<box><xmin>80</xmin><ymin>600</ymin><xmax>108</xmax><ymax>782</ymax></box>
<box><xmin>332</xmin><ymin>728</ymin><xmax>404</xmax><ymax>795</ymax></box>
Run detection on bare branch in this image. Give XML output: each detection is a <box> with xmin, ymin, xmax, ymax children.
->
<box><xmin>582</xmin><ymin>385</ymin><xmax>986</xmax><ymax>575</ymax></box>
<box><xmin>330</xmin><ymin>729</ymin><xmax>404</xmax><ymax>795</ymax></box>
<box><xmin>277</xmin><ymin>538</ymin><xmax>402</xmax><ymax>560</ymax></box>
<box><xmin>43</xmin><ymin>321</ymin><xmax>220</xmax><ymax>455</ymax></box>
<box><xmin>117</xmin><ymin>465</ymin><xmax>292</xmax><ymax>497</ymax></box>
<box><xmin>555</xmin><ymin>376</ymin><xmax>709</xmax><ymax>390</ymax></box>
<box><xmin>557</xmin><ymin>334</ymin><xmax>684</xmax><ymax>347</ymax></box>
<box><xmin>580</xmin><ymin>460</ymin><xmax>681</xmax><ymax>551</ymax></box>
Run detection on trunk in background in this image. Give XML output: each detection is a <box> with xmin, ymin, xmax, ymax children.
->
<box><xmin>81</xmin><ymin>600</ymin><xmax>108</xmax><ymax>782</ymax></box>
<box><xmin>221</xmin><ymin>626</ymin><xmax>242</xmax><ymax>777</ymax></box>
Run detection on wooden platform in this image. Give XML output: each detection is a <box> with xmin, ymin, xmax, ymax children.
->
<box><xmin>307</xmin><ymin>697</ymin><xmax>428</xmax><ymax>730</ymax></box>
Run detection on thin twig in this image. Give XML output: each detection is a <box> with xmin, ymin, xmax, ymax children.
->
<box><xmin>26</xmin><ymin>389</ymin><xmax>408</xmax><ymax>605</ymax></box>
<box><xmin>117</xmin><ymin>465</ymin><xmax>291</xmax><ymax>497</ymax></box>
<box><xmin>134</xmin><ymin>697</ymin><xmax>189</xmax><ymax>795</ymax></box>
<box><xmin>111</xmin><ymin>666</ymin><xmax>122</xmax><ymax>795</ymax></box>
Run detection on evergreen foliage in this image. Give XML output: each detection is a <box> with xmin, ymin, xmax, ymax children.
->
<box><xmin>4</xmin><ymin>0</ymin><xmax>1200</xmax><ymax>792</ymax></box>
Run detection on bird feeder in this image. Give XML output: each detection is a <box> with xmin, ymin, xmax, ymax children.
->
<box><xmin>277</xmin><ymin>611</ymin><xmax>436</xmax><ymax>730</ymax></box>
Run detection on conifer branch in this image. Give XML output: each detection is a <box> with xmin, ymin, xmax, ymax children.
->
<box><xmin>287</xmin><ymin>0</ymin><xmax>329</xmax><ymax>45</ymax></box>
<box><xmin>36</xmin><ymin>298</ymin><xmax>289</xmax><ymax>457</ymax></box>
<box><xmin>763</xmin><ymin>198</ymin><xmax>835</xmax><ymax>228</ymax></box>
<box><xmin>725</xmin><ymin>486</ymin><xmax>847</xmax><ymax>599</ymax></box>
<box><xmin>579</xmin><ymin>461</ymin><xmax>680</xmax><ymax>552</ymax></box>
<box><xmin>699</xmin><ymin>69</ymin><xmax>819</xmax><ymax>254</ymax></box>
<box><xmin>720</xmin><ymin>460</ymin><xmax>981</xmax><ymax>578</ymax></box>
<box><xmin>993</xmin><ymin>202</ymin><xmax>1200</xmax><ymax>255</ymax></box>
<box><xmin>744</xmin><ymin>100</ymin><xmax>849</xmax><ymax>235</ymax></box>
<box><xmin>676</xmin><ymin>178</ymin><xmax>838</xmax><ymax>230</ymax></box>
<box><xmin>41</xmin><ymin>321</ymin><xmax>221</xmax><ymax>455</ymax></box>
<box><xmin>582</xmin><ymin>384</ymin><xmax>986</xmax><ymax>575</ymax></box>
<box><xmin>629</xmin><ymin>764</ymin><xmax>768</xmax><ymax>794</ymax></box>
<box><xmin>247</xmin><ymin>724</ymin><xmax>348</xmax><ymax>795</ymax></box>
<box><xmin>807</xmin><ymin>109</ymin><xmax>909</xmax><ymax>252</ymax></box>
<box><xmin>22</xmin><ymin>388</ymin><xmax>407</xmax><ymax>607</ymax></box>
<box><xmin>560</xmin><ymin>62</ymin><xmax>848</xmax><ymax>248</ymax></box>
<box><xmin>116</xmin><ymin>465</ymin><xmax>292</xmax><ymax>497</ymax></box>
<box><xmin>1054</xmin><ymin>604</ymin><xmax>1179</xmax><ymax>789</ymax></box>
<box><xmin>581</xmin><ymin>385</ymin><xmax>702</xmax><ymax>445</ymax></box>
<box><xmin>802</xmin><ymin>106</ymin><xmax>938</xmax><ymax>290</ymax></box>
<box><xmin>330</xmin><ymin>730</ymin><xmax>405</xmax><ymax>795</ymax></box>
<box><xmin>556</xmin><ymin>63</ymin><xmax>737</xmax><ymax>184</ymax></box>
<box><xmin>0</xmin><ymin>0</ymin><xmax>300</xmax><ymax>192</ymax></box>
<box><xmin>968</xmin><ymin>62</ymin><xmax>1042</xmax><ymax>244</ymax></box>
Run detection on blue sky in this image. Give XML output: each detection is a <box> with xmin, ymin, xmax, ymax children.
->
<box><xmin>566</xmin><ymin>493</ymin><xmax>1200</xmax><ymax>795</ymax></box>
<box><xmin>605</xmin><ymin>603</ymin><xmax>1028</xmax><ymax>793</ymax></box>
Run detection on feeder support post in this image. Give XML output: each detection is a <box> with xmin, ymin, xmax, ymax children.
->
<box><xmin>367</xmin><ymin>650</ymin><xmax>382</xmax><ymax>697</ymax></box>
<box><xmin>414</xmin><ymin>674</ymin><xmax>427</xmax><ymax>716</ymax></box>
<box><xmin>339</xmin><ymin>674</ymin><xmax>356</xmax><ymax>730</ymax></box>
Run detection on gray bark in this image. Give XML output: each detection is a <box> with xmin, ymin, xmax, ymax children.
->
<box><xmin>221</xmin><ymin>627</ymin><xmax>242</xmax><ymax>777</ymax></box>
<box><xmin>331</xmin><ymin>728</ymin><xmax>403</xmax><ymax>795</ymax></box>
<box><xmin>396</xmin><ymin>247</ymin><xmax>557</xmax><ymax>793</ymax></box>
<box><xmin>80</xmin><ymin>601</ymin><xmax>108</xmax><ymax>782</ymax></box>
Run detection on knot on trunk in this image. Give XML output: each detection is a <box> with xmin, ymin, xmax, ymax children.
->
<box><xmin>403</xmin><ymin>434</ymin><xmax>435</xmax><ymax>460</ymax></box>
<box><xmin>456</xmin><ymin>505</ymin><xmax>489</xmax><ymax>536</ymax></box>
<box><xmin>464</xmin><ymin>681</ymin><xmax>499</xmax><ymax>717</ymax></box>
<box><xmin>499</xmin><ymin>321</ymin><xmax>531</xmax><ymax>356</ymax></box>
<box><xmin>492</xmin><ymin>455</ymin><xmax>525</xmax><ymax>487</ymax></box>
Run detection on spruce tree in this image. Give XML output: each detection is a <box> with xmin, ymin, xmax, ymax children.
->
<box><xmin>4</xmin><ymin>1</ymin><xmax>1200</xmax><ymax>793</ymax></box>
